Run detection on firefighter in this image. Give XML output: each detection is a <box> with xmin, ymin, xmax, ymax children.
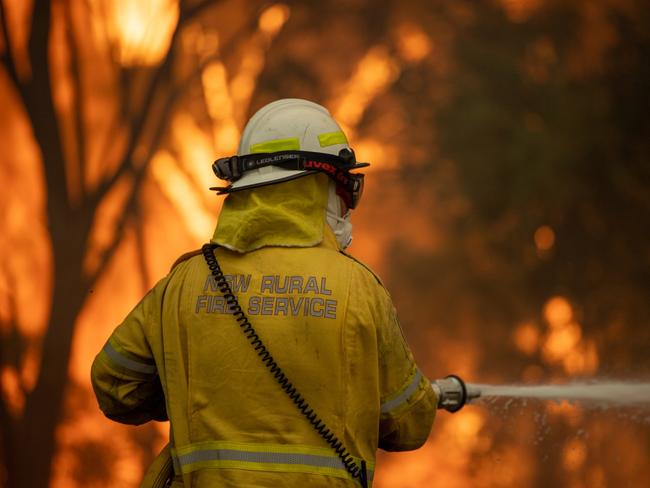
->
<box><xmin>91</xmin><ymin>98</ymin><xmax>437</xmax><ymax>487</ymax></box>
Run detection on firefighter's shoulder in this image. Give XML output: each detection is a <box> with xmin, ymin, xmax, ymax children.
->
<box><xmin>338</xmin><ymin>249</ymin><xmax>385</xmax><ymax>288</ymax></box>
<box><xmin>169</xmin><ymin>249</ymin><xmax>204</xmax><ymax>272</ymax></box>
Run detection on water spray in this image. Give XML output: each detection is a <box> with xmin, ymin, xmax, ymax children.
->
<box><xmin>432</xmin><ymin>376</ymin><xmax>650</xmax><ymax>411</ymax></box>
<box><xmin>468</xmin><ymin>381</ymin><xmax>650</xmax><ymax>406</ymax></box>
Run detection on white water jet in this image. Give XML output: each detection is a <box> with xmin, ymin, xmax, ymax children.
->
<box><xmin>468</xmin><ymin>381</ymin><xmax>650</xmax><ymax>406</ymax></box>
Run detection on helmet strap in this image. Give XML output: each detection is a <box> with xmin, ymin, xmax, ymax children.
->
<box><xmin>212</xmin><ymin>150</ymin><xmax>367</xmax><ymax>208</ymax></box>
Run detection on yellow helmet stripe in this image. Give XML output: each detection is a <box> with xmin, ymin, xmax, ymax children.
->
<box><xmin>318</xmin><ymin>131</ymin><xmax>347</xmax><ymax>148</ymax></box>
<box><xmin>250</xmin><ymin>137</ymin><xmax>300</xmax><ymax>153</ymax></box>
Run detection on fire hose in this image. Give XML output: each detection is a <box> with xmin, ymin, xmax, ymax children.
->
<box><xmin>431</xmin><ymin>375</ymin><xmax>482</xmax><ymax>412</ymax></box>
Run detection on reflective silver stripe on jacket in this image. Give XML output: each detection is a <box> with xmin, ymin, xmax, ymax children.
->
<box><xmin>174</xmin><ymin>447</ymin><xmax>374</xmax><ymax>480</ymax></box>
<box><xmin>103</xmin><ymin>341</ymin><xmax>156</xmax><ymax>374</ymax></box>
<box><xmin>380</xmin><ymin>369</ymin><xmax>423</xmax><ymax>414</ymax></box>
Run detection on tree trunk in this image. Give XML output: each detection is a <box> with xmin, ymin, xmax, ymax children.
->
<box><xmin>7</xmin><ymin>210</ymin><xmax>90</xmax><ymax>487</ymax></box>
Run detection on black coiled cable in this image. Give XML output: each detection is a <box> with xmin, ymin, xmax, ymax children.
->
<box><xmin>201</xmin><ymin>244</ymin><xmax>368</xmax><ymax>488</ymax></box>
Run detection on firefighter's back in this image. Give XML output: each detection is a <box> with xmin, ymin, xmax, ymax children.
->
<box><xmin>155</xmin><ymin>232</ymin><xmax>385</xmax><ymax>487</ymax></box>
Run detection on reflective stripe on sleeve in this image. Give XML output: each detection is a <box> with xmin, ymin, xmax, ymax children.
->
<box><xmin>380</xmin><ymin>368</ymin><xmax>423</xmax><ymax>415</ymax></box>
<box><xmin>102</xmin><ymin>341</ymin><xmax>156</xmax><ymax>374</ymax></box>
<box><xmin>172</xmin><ymin>441</ymin><xmax>374</xmax><ymax>482</ymax></box>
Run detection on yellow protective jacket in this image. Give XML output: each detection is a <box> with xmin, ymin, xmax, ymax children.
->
<box><xmin>91</xmin><ymin>175</ymin><xmax>436</xmax><ymax>487</ymax></box>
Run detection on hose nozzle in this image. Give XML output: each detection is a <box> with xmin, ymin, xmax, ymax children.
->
<box><xmin>431</xmin><ymin>375</ymin><xmax>481</xmax><ymax>413</ymax></box>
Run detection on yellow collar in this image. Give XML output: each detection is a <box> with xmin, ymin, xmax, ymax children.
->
<box><xmin>212</xmin><ymin>174</ymin><xmax>332</xmax><ymax>253</ymax></box>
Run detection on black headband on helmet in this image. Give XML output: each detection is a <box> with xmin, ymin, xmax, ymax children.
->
<box><xmin>210</xmin><ymin>148</ymin><xmax>369</xmax><ymax>209</ymax></box>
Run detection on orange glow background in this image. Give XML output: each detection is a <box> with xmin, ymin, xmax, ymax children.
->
<box><xmin>1</xmin><ymin>0</ymin><xmax>649</xmax><ymax>486</ymax></box>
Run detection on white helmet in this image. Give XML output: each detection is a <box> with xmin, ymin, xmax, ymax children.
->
<box><xmin>231</xmin><ymin>98</ymin><xmax>350</xmax><ymax>190</ymax></box>
<box><xmin>212</xmin><ymin>98</ymin><xmax>368</xmax><ymax>209</ymax></box>
<box><xmin>211</xmin><ymin>98</ymin><xmax>369</xmax><ymax>248</ymax></box>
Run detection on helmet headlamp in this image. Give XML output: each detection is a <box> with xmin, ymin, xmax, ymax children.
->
<box><xmin>211</xmin><ymin>149</ymin><xmax>369</xmax><ymax>209</ymax></box>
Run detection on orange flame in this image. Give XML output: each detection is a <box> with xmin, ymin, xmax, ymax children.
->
<box><xmin>90</xmin><ymin>0</ymin><xmax>179</xmax><ymax>66</ymax></box>
<box><xmin>1</xmin><ymin>2</ymin><xmax>646</xmax><ymax>487</ymax></box>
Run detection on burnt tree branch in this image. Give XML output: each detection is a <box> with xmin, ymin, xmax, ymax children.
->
<box><xmin>65</xmin><ymin>1</ymin><xmax>87</xmax><ymax>201</ymax></box>
<box><xmin>0</xmin><ymin>273</ymin><xmax>20</xmax><ymax>478</ymax></box>
<box><xmin>24</xmin><ymin>0</ymin><xmax>69</xmax><ymax>208</ymax></box>
<box><xmin>93</xmin><ymin>0</ymin><xmax>223</xmax><ymax>205</ymax></box>
<box><xmin>0</xmin><ymin>0</ymin><xmax>25</xmax><ymax>99</ymax></box>
<box><xmin>86</xmin><ymin>11</ymin><xmax>259</xmax><ymax>289</ymax></box>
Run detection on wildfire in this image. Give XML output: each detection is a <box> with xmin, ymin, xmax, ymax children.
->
<box><xmin>534</xmin><ymin>225</ymin><xmax>555</xmax><ymax>252</ymax></box>
<box><xmin>512</xmin><ymin>321</ymin><xmax>540</xmax><ymax>356</ymax></box>
<box><xmin>202</xmin><ymin>60</ymin><xmax>240</xmax><ymax>154</ymax></box>
<box><xmin>499</xmin><ymin>0</ymin><xmax>543</xmax><ymax>23</ymax></box>
<box><xmin>90</xmin><ymin>0</ymin><xmax>179</xmax><ymax>66</ymax></box>
<box><xmin>150</xmin><ymin>149</ymin><xmax>215</xmax><ymax>242</ymax></box>
<box><xmin>395</xmin><ymin>23</ymin><xmax>432</xmax><ymax>63</ymax></box>
<box><xmin>1</xmin><ymin>1</ymin><xmax>647</xmax><ymax>487</ymax></box>
<box><xmin>510</xmin><ymin>296</ymin><xmax>600</xmax><ymax>376</ymax></box>
<box><xmin>329</xmin><ymin>46</ymin><xmax>400</xmax><ymax>135</ymax></box>
<box><xmin>258</xmin><ymin>3</ymin><xmax>290</xmax><ymax>37</ymax></box>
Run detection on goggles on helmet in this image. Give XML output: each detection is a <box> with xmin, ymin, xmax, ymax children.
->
<box><xmin>211</xmin><ymin>148</ymin><xmax>369</xmax><ymax>209</ymax></box>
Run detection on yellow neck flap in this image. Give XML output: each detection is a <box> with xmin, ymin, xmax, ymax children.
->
<box><xmin>212</xmin><ymin>174</ymin><xmax>329</xmax><ymax>253</ymax></box>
